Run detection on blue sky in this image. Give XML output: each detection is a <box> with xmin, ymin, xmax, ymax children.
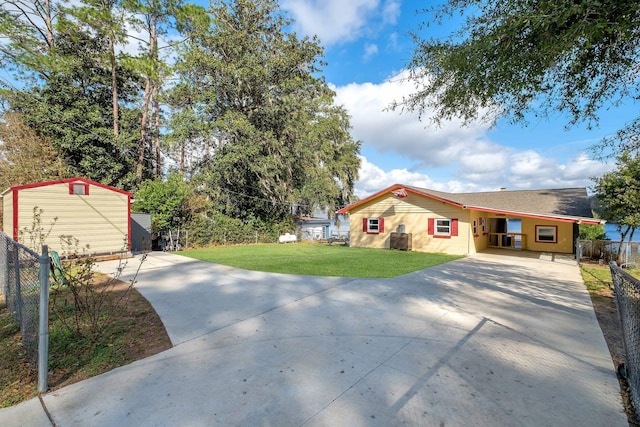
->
<box><xmin>279</xmin><ymin>0</ymin><xmax>637</xmax><ymax>197</ymax></box>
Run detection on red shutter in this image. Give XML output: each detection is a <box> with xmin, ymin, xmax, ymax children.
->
<box><xmin>363</xmin><ymin>218</ymin><xmax>368</xmax><ymax>232</ymax></box>
<box><xmin>379</xmin><ymin>218</ymin><xmax>384</xmax><ymax>233</ymax></box>
<box><xmin>451</xmin><ymin>218</ymin><xmax>458</xmax><ymax>236</ymax></box>
<box><xmin>84</xmin><ymin>184</ymin><xmax>90</xmax><ymax>196</ymax></box>
<box><xmin>68</xmin><ymin>183</ymin><xmax>74</xmax><ymax>194</ymax></box>
<box><xmin>428</xmin><ymin>218</ymin><xmax>434</xmax><ymax>235</ymax></box>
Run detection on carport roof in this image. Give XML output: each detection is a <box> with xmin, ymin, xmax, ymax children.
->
<box><xmin>337</xmin><ymin>184</ymin><xmax>603</xmax><ymax>225</ymax></box>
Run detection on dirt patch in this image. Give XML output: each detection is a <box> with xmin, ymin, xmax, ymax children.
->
<box><xmin>0</xmin><ymin>278</ymin><xmax>172</xmax><ymax>407</ymax></box>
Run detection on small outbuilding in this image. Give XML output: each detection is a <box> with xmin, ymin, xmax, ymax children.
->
<box><xmin>2</xmin><ymin>177</ymin><xmax>131</xmax><ymax>256</ymax></box>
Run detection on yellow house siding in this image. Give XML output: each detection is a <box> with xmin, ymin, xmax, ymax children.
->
<box><xmin>15</xmin><ymin>182</ymin><xmax>129</xmax><ymax>255</ymax></box>
<box><xmin>521</xmin><ymin>218</ymin><xmax>574</xmax><ymax>253</ymax></box>
<box><xmin>349</xmin><ymin>193</ymin><xmax>473</xmax><ymax>255</ymax></box>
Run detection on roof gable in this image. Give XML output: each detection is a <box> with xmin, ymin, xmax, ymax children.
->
<box><xmin>338</xmin><ymin>184</ymin><xmax>600</xmax><ymax>224</ymax></box>
<box><xmin>2</xmin><ymin>177</ymin><xmax>132</xmax><ymax>197</ymax></box>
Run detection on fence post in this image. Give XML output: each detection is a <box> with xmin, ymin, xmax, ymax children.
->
<box><xmin>38</xmin><ymin>245</ymin><xmax>49</xmax><ymax>393</ymax></box>
<box><xmin>13</xmin><ymin>246</ymin><xmax>22</xmax><ymax>325</ymax></box>
<box><xmin>2</xmin><ymin>236</ymin><xmax>9</xmax><ymax>299</ymax></box>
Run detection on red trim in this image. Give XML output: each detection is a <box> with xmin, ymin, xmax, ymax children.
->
<box><xmin>338</xmin><ymin>184</ymin><xmax>464</xmax><ymax>214</ymax></box>
<box><xmin>428</xmin><ymin>218</ymin><xmax>434</xmax><ymax>235</ymax></box>
<box><xmin>466</xmin><ymin>206</ymin><xmax>600</xmax><ymax>225</ymax></box>
<box><xmin>127</xmin><ymin>194</ymin><xmax>131</xmax><ymax>250</ymax></box>
<box><xmin>69</xmin><ymin>183</ymin><xmax>90</xmax><ymax>195</ymax></box>
<box><xmin>434</xmin><ymin>235</ymin><xmax>451</xmax><ymax>239</ymax></box>
<box><xmin>362</xmin><ymin>218</ymin><xmax>367</xmax><ymax>232</ymax></box>
<box><xmin>451</xmin><ymin>218</ymin><xmax>458</xmax><ymax>236</ymax></box>
<box><xmin>337</xmin><ymin>183</ymin><xmax>602</xmax><ymax>225</ymax></box>
<box><xmin>12</xmin><ymin>189</ymin><xmax>18</xmax><ymax>241</ymax></box>
<box><xmin>8</xmin><ymin>177</ymin><xmax>131</xmax><ymax>197</ymax></box>
<box><xmin>379</xmin><ymin>217</ymin><xmax>384</xmax><ymax>233</ymax></box>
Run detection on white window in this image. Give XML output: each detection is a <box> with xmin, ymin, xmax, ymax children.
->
<box><xmin>368</xmin><ymin>218</ymin><xmax>379</xmax><ymax>233</ymax></box>
<box><xmin>480</xmin><ymin>217</ymin><xmax>486</xmax><ymax>233</ymax></box>
<box><xmin>435</xmin><ymin>219</ymin><xmax>451</xmax><ymax>236</ymax></box>
<box><xmin>473</xmin><ymin>219</ymin><xmax>478</xmax><ymax>235</ymax></box>
<box><xmin>536</xmin><ymin>225</ymin><xmax>557</xmax><ymax>243</ymax></box>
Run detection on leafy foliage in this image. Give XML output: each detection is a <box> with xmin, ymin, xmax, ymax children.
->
<box><xmin>579</xmin><ymin>224</ymin><xmax>607</xmax><ymax>241</ymax></box>
<box><xmin>399</xmin><ymin>0</ymin><xmax>640</xmax><ymax>138</ymax></box>
<box><xmin>5</xmin><ymin>26</ymin><xmax>140</xmax><ymax>188</ymax></box>
<box><xmin>171</xmin><ymin>0</ymin><xmax>359</xmax><ymax>221</ymax></box>
<box><xmin>0</xmin><ymin>112</ymin><xmax>67</xmax><ymax>190</ymax></box>
<box><xmin>593</xmin><ymin>153</ymin><xmax>640</xmax><ymax>260</ymax></box>
<box><xmin>133</xmin><ymin>172</ymin><xmax>208</xmax><ymax>232</ymax></box>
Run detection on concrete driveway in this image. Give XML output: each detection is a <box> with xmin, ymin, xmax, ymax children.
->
<box><xmin>0</xmin><ymin>250</ymin><xmax>627</xmax><ymax>426</ymax></box>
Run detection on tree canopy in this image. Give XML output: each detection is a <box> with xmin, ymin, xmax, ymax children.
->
<box><xmin>593</xmin><ymin>153</ymin><xmax>640</xmax><ymax>243</ymax></box>
<box><xmin>170</xmin><ymin>0</ymin><xmax>359</xmax><ymax>221</ymax></box>
<box><xmin>398</xmin><ymin>0</ymin><xmax>640</xmax><ymax>151</ymax></box>
<box><xmin>0</xmin><ymin>0</ymin><xmax>360</xmax><ymax>231</ymax></box>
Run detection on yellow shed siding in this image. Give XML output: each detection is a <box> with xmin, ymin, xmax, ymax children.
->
<box><xmin>13</xmin><ymin>182</ymin><xmax>129</xmax><ymax>255</ymax></box>
<box><xmin>349</xmin><ymin>193</ymin><xmax>474</xmax><ymax>255</ymax></box>
<box><xmin>3</xmin><ymin>191</ymin><xmax>13</xmax><ymax>235</ymax></box>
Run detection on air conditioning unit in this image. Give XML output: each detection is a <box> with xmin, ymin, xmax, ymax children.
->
<box><xmin>390</xmin><ymin>232</ymin><xmax>412</xmax><ymax>251</ymax></box>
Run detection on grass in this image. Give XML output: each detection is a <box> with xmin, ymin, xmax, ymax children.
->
<box><xmin>180</xmin><ymin>243</ymin><xmax>462</xmax><ymax>277</ymax></box>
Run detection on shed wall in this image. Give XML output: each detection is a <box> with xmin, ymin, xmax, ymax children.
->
<box><xmin>15</xmin><ymin>182</ymin><xmax>129</xmax><ymax>255</ymax></box>
<box><xmin>3</xmin><ymin>190</ymin><xmax>13</xmax><ymax>236</ymax></box>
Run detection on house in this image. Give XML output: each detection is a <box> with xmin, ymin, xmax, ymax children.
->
<box><xmin>297</xmin><ymin>212</ymin><xmax>349</xmax><ymax>241</ymax></box>
<box><xmin>337</xmin><ymin>184</ymin><xmax>603</xmax><ymax>255</ymax></box>
<box><xmin>2</xmin><ymin>177</ymin><xmax>131</xmax><ymax>256</ymax></box>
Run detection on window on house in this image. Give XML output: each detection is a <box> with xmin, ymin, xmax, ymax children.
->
<box><xmin>480</xmin><ymin>217</ymin><xmax>486</xmax><ymax>234</ymax></box>
<box><xmin>363</xmin><ymin>217</ymin><xmax>384</xmax><ymax>234</ymax></box>
<box><xmin>69</xmin><ymin>183</ymin><xmax>89</xmax><ymax>195</ymax></box>
<box><xmin>535</xmin><ymin>225</ymin><xmax>557</xmax><ymax>243</ymax></box>
<box><xmin>435</xmin><ymin>219</ymin><xmax>451</xmax><ymax>236</ymax></box>
<box><xmin>428</xmin><ymin>218</ymin><xmax>459</xmax><ymax>238</ymax></box>
<box><xmin>473</xmin><ymin>219</ymin><xmax>478</xmax><ymax>236</ymax></box>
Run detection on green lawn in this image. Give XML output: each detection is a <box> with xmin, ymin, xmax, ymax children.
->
<box><xmin>180</xmin><ymin>243</ymin><xmax>462</xmax><ymax>278</ymax></box>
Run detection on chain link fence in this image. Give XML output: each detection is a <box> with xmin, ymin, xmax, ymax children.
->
<box><xmin>609</xmin><ymin>261</ymin><xmax>640</xmax><ymax>414</ymax></box>
<box><xmin>576</xmin><ymin>239</ymin><xmax>640</xmax><ymax>267</ymax></box>
<box><xmin>0</xmin><ymin>232</ymin><xmax>50</xmax><ymax>392</ymax></box>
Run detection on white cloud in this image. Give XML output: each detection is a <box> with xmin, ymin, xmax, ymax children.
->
<box><xmin>355</xmin><ymin>156</ymin><xmax>477</xmax><ymax>197</ymax></box>
<box><xmin>363</xmin><ymin>43</ymin><xmax>378</xmax><ymax>61</ymax></box>
<box><xmin>281</xmin><ymin>0</ymin><xmax>389</xmax><ymax>46</ymax></box>
<box><xmin>336</xmin><ymin>72</ymin><xmax>614</xmax><ymax>195</ymax></box>
<box><xmin>334</xmin><ymin>70</ymin><xmax>494</xmax><ymax>169</ymax></box>
<box><xmin>382</xmin><ymin>0</ymin><xmax>401</xmax><ymax>25</ymax></box>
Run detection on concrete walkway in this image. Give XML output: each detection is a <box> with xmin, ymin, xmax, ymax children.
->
<box><xmin>0</xmin><ymin>250</ymin><xmax>627</xmax><ymax>426</ymax></box>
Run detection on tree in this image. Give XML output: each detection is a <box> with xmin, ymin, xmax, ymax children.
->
<box><xmin>397</xmin><ymin>0</ymin><xmax>640</xmax><ymax>147</ymax></box>
<box><xmin>125</xmin><ymin>0</ymin><xmax>188</xmax><ymax>182</ymax></box>
<box><xmin>133</xmin><ymin>172</ymin><xmax>207</xmax><ymax>232</ymax></box>
<box><xmin>0</xmin><ymin>0</ymin><xmax>60</xmax><ymax>81</ymax></box>
<box><xmin>172</xmin><ymin>0</ymin><xmax>360</xmax><ymax>221</ymax></box>
<box><xmin>593</xmin><ymin>153</ymin><xmax>640</xmax><ymax>261</ymax></box>
<box><xmin>0</xmin><ymin>112</ymin><xmax>68</xmax><ymax>190</ymax></box>
<box><xmin>65</xmin><ymin>0</ymin><xmax>130</xmax><ymax>138</ymax></box>
<box><xmin>5</xmin><ymin>26</ymin><xmax>141</xmax><ymax>188</ymax></box>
